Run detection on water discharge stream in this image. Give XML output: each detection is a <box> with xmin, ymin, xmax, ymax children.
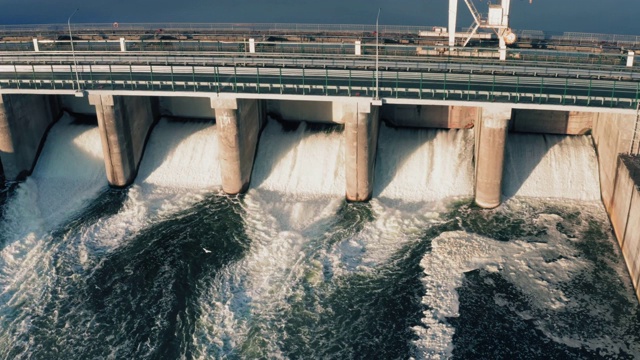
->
<box><xmin>0</xmin><ymin>115</ymin><xmax>638</xmax><ymax>359</ymax></box>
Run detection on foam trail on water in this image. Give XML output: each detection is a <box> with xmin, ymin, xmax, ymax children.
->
<box><xmin>374</xmin><ymin>124</ymin><xmax>474</xmax><ymax>203</ymax></box>
<box><xmin>0</xmin><ymin>117</ymin><xmax>224</xmax><ymax>358</ymax></box>
<box><xmin>0</xmin><ymin>113</ymin><xmax>106</xmax><ymax>351</ymax></box>
<box><xmin>503</xmin><ymin>134</ymin><xmax>600</xmax><ymax>201</ymax></box>
<box><xmin>195</xmin><ymin>120</ymin><xmax>346</xmax><ymax>358</ymax></box>
<box><xmin>413</xmin><ymin>202</ymin><xmax>640</xmax><ymax>359</ymax></box>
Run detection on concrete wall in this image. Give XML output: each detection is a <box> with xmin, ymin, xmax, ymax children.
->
<box><xmin>474</xmin><ymin>105</ymin><xmax>510</xmax><ymax>208</ymax></box>
<box><xmin>0</xmin><ymin>94</ymin><xmax>59</xmax><ymax>180</ymax></box>
<box><xmin>60</xmin><ymin>94</ymin><xmax>96</xmax><ymax>115</ymax></box>
<box><xmin>160</xmin><ymin>97</ymin><xmax>214</xmax><ymax>119</ymax></box>
<box><xmin>511</xmin><ymin>109</ymin><xmax>594</xmax><ymax>135</ymax></box>
<box><xmin>609</xmin><ymin>156</ymin><xmax>640</xmax><ymax>300</ymax></box>
<box><xmin>212</xmin><ymin>98</ymin><xmax>264</xmax><ymax>194</ymax></box>
<box><xmin>381</xmin><ymin>105</ymin><xmax>478</xmax><ymax>129</ymax></box>
<box><xmin>267</xmin><ymin>100</ymin><xmax>346</xmax><ymax>124</ymax></box>
<box><xmin>345</xmin><ymin>101</ymin><xmax>380</xmax><ymax>202</ymax></box>
<box><xmin>89</xmin><ymin>94</ymin><xmax>157</xmax><ymax>187</ymax></box>
<box><xmin>592</xmin><ymin>112</ymin><xmax>635</xmax><ymax>209</ymax></box>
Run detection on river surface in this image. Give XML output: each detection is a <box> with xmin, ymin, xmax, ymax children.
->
<box><xmin>0</xmin><ymin>114</ymin><xmax>639</xmax><ymax>359</ymax></box>
<box><xmin>1</xmin><ymin>0</ymin><xmax>639</xmax><ymax>35</ymax></box>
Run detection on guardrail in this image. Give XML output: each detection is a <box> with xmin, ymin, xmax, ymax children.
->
<box><xmin>0</xmin><ymin>50</ymin><xmax>636</xmax><ymax>81</ymax></box>
<box><xmin>0</xmin><ymin>39</ymin><xmax>636</xmax><ymax>71</ymax></box>
<box><xmin>0</xmin><ymin>63</ymin><xmax>637</xmax><ymax>110</ymax></box>
<box><xmin>1</xmin><ymin>22</ymin><xmax>639</xmax><ymax>46</ymax></box>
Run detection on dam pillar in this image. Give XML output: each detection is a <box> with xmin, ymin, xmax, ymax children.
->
<box><xmin>211</xmin><ymin>98</ymin><xmax>264</xmax><ymax>194</ymax></box>
<box><xmin>474</xmin><ymin>105</ymin><xmax>511</xmax><ymax>209</ymax></box>
<box><xmin>89</xmin><ymin>94</ymin><xmax>156</xmax><ymax>187</ymax></box>
<box><xmin>0</xmin><ymin>94</ymin><xmax>59</xmax><ymax>181</ymax></box>
<box><xmin>344</xmin><ymin>100</ymin><xmax>380</xmax><ymax>202</ymax></box>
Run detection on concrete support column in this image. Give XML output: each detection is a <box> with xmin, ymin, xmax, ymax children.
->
<box><xmin>344</xmin><ymin>101</ymin><xmax>380</xmax><ymax>202</ymax></box>
<box><xmin>249</xmin><ymin>38</ymin><xmax>256</xmax><ymax>53</ymax></box>
<box><xmin>627</xmin><ymin>51</ymin><xmax>635</xmax><ymax>68</ymax></box>
<box><xmin>475</xmin><ymin>106</ymin><xmax>511</xmax><ymax>209</ymax></box>
<box><xmin>0</xmin><ymin>94</ymin><xmax>59</xmax><ymax>181</ymax></box>
<box><xmin>119</xmin><ymin>38</ymin><xmax>126</xmax><ymax>52</ymax></box>
<box><xmin>33</xmin><ymin>38</ymin><xmax>39</xmax><ymax>52</ymax></box>
<box><xmin>355</xmin><ymin>40</ymin><xmax>362</xmax><ymax>56</ymax></box>
<box><xmin>89</xmin><ymin>94</ymin><xmax>156</xmax><ymax>187</ymax></box>
<box><xmin>211</xmin><ymin>98</ymin><xmax>264</xmax><ymax>194</ymax></box>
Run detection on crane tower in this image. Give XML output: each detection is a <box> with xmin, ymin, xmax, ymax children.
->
<box><xmin>448</xmin><ymin>0</ymin><xmax>518</xmax><ymax>60</ymax></box>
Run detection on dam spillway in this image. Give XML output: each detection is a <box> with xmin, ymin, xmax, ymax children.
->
<box><xmin>0</xmin><ymin>96</ymin><xmax>639</xmax><ymax>357</ymax></box>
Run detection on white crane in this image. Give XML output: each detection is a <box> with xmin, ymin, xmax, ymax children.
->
<box><xmin>448</xmin><ymin>0</ymin><xmax>522</xmax><ymax>60</ymax></box>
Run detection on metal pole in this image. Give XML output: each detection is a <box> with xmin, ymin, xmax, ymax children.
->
<box><xmin>68</xmin><ymin>8</ymin><xmax>81</xmax><ymax>92</ymax></box>
<box><xmin>375</xmin><ymin>8</ymin><xmax>380</xmax><ymax>100</ymax></box>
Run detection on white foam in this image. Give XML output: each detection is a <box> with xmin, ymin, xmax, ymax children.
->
<box><xmin>412</xmin><ymin>204</ymin><xmax>639</xmax><ymax>359</ymax></box>
<box><xmin>374</xmin><ymin>125</ymin><xmax>474</xmax><ymax>202</ymax></box>
<box><xmin>250</xmin><ymin>121</ymin><xmax>345</xmax><ymax>197</ymax></box>
<box><xmin>503</xmin><ymin>134</ymin><xmax>600</xmax><ymax>201</ymax></box>
<box><xmin>137</xmin><ymin>118</ymin><xmax>221</xmax><ymax>189</ymax></box>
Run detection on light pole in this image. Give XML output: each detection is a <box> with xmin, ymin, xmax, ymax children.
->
<box><xmin>375</xmin><ymin>8</ymin><xmax>380</xmax><ymax>100</ymax></box>
<box><xmin>68</xmin><ymin>8</ymin><xmax>81</xmax><ymax>93</ymax></box>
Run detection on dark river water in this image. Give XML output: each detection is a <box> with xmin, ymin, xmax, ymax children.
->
<box><xmin>1</xmin><ymin>0</ymin><xmax>639</xmax><ymax>35</ymax></box>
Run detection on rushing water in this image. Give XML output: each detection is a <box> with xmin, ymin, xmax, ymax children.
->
<box><xmin>0</xmin><ymin>114</ymin><xmax>639</xmax><ymax>359</ymax></box>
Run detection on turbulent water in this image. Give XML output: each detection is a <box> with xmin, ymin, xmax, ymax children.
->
<box><xmin>0</xmin><ymin>114</ymin><xmax>639</xmax><ymax>359</ymax></box>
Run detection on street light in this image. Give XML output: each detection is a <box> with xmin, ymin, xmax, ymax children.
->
<box><xmin>375</xmin><ymin>8</ymin><xmax>381</xmax><ymax>100</ymax></box>
<box><xmin>68</xmin><ymin>8</ymin><xmax>82</xmax><ymax>94</ymax></box>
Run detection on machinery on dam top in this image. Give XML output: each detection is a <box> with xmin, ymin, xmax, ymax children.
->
<box><xmin>446</xmin><ymin>0</ymin><xmax>532</xmax><ymax>59</ymax></box>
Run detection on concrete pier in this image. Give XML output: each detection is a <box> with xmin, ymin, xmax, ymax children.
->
<box><xmin>474</xmin><ymin>106</ymin><xmax>511</xmax><ymax>209</ymax></box>
<box><xmin>89</xmin><ymin>94</ymin><xmax>156</xmax><ymax>187</ymax></box>
<box><xmin>345</xmin><ymin>101</ymin><xmax>380</xmax><ymax>202</ymax></box>
<box><xmin>0</xmin><ymin>94</ymin><xmax>59</xmax><ymax>181</ymax></box>
<box><xmin>211</xmin><ymin>98</ymin><xmax>264</xmax><ymax>194</ymax></box>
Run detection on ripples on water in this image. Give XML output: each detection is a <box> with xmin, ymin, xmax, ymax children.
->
<box><xmin>0</xmin><ymin>117</ymin><xmax>639</xmax><ymax>359</ymax></box>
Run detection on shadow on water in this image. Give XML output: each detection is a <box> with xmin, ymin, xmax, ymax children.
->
<box><xmin>373</xmin><ymin>123</ymin><xmax>438</xmax><ymax>198</ymax></box>
<box><xmin>249</xmin><ymin>117</ymin><xmax>344</xmax><ymax>190</ymax></box>
<box><xmin>135</xmin><ymin>117</ymin><xmax>215</xmax><ymax>185</ymax></box>
<box><xmin>501</xmin><ymin>133</ymin><xmax>564</xmax><ymax>201</ymax></box>
<box><xmin>11</xmin><ymin>193</ymin><xmax>250</xmax><ymax>360</ymax></box>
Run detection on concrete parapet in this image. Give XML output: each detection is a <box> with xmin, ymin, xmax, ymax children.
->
<box><xmin>609</xmin><ymin>156</ymin><xmax>640</xmax><ymax>300</ymax></box>
<box><xmin>0</xmin><ymin>94</ymin><xmax>59</xmax><ymax>181</ymax></box>
<box><xmin>212</xmin><ymin>98</ymin><xmax>264</xmax><ymax>194</ymax></box>
<box><xmin>89</xmin><ymin>94</ymin><xmax>156</xmax><ymax>187</ymax></box>
<box><xmin>344</xmin><ymin>100</ymin><xmax>380</xmax><ymax>202</ymax></box>
<box><xmin>475</xmin><ymin>105</ymin><xmax>511</xmax><ymax>209</ymax></box>
<box><xmin>511</xmin><ymin>109</ymin><xmax>594</xmax><ymax>135</ymax></box>
<box><xmin>591</xmin><ymin>112</ymin><xmax>635</xmax><ymax>209</ymax></box>
<box><xmin>381</xmin><ymin>105</ymin><xmax>478</xmax><ymax>129</ymax></box>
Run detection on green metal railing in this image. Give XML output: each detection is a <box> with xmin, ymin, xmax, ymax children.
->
<box><xmin>1</xmin><ymin>63</ymin><xmax>638</xmax><ymax>109</ymax></box>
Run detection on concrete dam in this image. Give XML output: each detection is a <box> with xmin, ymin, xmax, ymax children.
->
<box><xmin>1</xmin><ymin>92</ymin><xmax>639</xmax><ymax>304</ymax></box>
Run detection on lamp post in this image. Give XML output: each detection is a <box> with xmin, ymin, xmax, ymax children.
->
<box><xmin>68</xmin><ymin>8</ymin><xmax>81</xmax><ymax>93</ymax></box>
<box><xmin>375</xmin><ymin>8</ymin><xmax>380</xmax><ymax>100</ymax></box>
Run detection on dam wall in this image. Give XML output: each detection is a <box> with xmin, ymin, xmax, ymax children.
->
<box><xmin>0</xmin><ymin>94</ymin><xmax>59</xmax><ymax>181</ymax></box>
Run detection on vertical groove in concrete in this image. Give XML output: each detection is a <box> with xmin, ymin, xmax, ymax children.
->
<box><xmin>475</xmin><ymin>106</ymin><xmax>511</xmax><ymax>209</ymax></box>
<box><xmin>345</xmin><ymin>101</ymin><xmax>379</xmax><ymax>202</ymax></box>
<box><xmin>90</xmin><ymin>94</ymin><xmax>155</xmax><ymax>187</ymax></box>
<box><xmin>0</xmin><ymin>94</ymin><xmax>58</xmax><ymax>181</ymax></box>
<box><xmin>212</xmin><ymin>98</ymin><xmax>263</xmax><ymax>194</ymax></box>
